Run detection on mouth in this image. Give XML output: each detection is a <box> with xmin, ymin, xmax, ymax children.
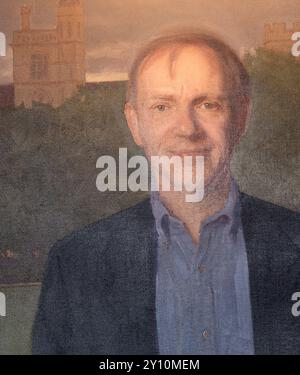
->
<box><xmin>169</xmin><ymin>149</ymin><xmax>211</xmax><ymax>157</ymax></box>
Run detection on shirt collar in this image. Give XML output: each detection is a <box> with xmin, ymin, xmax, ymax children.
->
<box><xmin>150</xmin><ymin>176</ymin><xmax>241</xmax><ymax>240</ymax></box>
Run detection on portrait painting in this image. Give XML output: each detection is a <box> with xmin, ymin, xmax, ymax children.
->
<box><xmin>0</xmin><ymin>0</ymin><xmax>299</xmax><ymax>356</ymax></box>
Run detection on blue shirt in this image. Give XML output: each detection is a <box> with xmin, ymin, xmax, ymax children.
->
<box><xmin>151</xmin><ymin>178</ymin><xmax>254</xmax><ymax>354</ymax></box>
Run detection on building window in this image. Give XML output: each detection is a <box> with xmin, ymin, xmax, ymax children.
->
<box><xmin>30</xmin><ymin>54</ymin><xmax>49</xmax><ymax>80</ymax></box>
<box><xmin>68</xmin><ymin>22</ymin><xmax>72</xmax><ymax>38</ymax></box>
<box><xmin>59</xmin><ymin>47</ymin><xmax>63</xmax><ymax>61</ymax></box>
<box><xmin>59</xmin><ymin>23</ymin><xmax>63</xmax><ymax>38</ymax></box>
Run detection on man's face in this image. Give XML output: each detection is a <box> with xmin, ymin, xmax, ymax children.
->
<box><xmin>125</xmin><ymin>45</ymin><xmax>246</xmax><ymax>190</ymax></box>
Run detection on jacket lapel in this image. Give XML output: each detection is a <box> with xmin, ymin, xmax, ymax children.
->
<box><xmin>112</xmin><ymin>198</ymin><xmax>159</xmax><ymax>354</ymax></box>
<box><xmin>129</xmin><ymin>205</ymin><xmax>159</xmax><ymax>354</ymax></box>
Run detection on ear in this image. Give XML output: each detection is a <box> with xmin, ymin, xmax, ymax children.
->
<box><xmin>124</xmin><ymin>102</ymin><xmax>143</xmax><ymax>147</ymax></box>
<box><xmin>235</xmin><ymin>97</ymin><xmax>252</xmax><ymax>143</ymax></box>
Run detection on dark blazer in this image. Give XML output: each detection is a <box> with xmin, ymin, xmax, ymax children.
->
<box><xmin>32</xmin><ymin>193</ymin><xmax>300</xmax><ymax>355</ymax></box>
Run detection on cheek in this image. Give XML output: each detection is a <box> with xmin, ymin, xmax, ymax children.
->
<box><xmin>138</xmin><ymin>113</ymin><xmax>173</xmax><ymax>149</ymax></box>
<box><xmin>202</xmin><ymin>119</ymin><xmax>228</xmax><ymax>147</ymax></box>
<box><xmin>135</xmin><ymin>118</ymin><xmax>160</xmax><ymax>156</ymax></box>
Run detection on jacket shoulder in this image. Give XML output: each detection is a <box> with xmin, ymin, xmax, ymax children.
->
<box><xmin>47</xmin><ymin>197</ymin><xmax>153</xmax><ymax>262</ymax></box>
<box><xmin>240</xmin><ymin>192</ymin><xmax>300</xmax><ymax>247</ymax></box>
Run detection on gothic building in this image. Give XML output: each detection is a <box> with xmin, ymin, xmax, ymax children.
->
<box><xmin>11</xmin><ymin>0</ymin><xmax>86</xmax><ymax>108</ymax></box>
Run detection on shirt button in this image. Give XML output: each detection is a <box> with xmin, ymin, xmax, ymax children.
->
<box><xmin>198</xmin><ymin>265</ymin><xmax>205</xmax><ymax>273</ymax></box>
<box><xmin>202</xmin><ymin>330</ymin><xmax>209</xmax><ymax>339</ymax></box>
<box><xmin>161</xmin><ymin>239</ymin><xmax>168</xmax><ymax>247</ymax></box>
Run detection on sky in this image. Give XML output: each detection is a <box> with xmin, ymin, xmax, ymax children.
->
<box><xmin>0</xmin><ymin>0</ymin><xmax>300</xmax><ymax>84</ymax></box>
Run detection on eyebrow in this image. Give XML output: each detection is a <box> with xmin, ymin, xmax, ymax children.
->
<box><xmin>148</xmin><ymin>95</ymin><xmax>177</xmax><ymax>102</ymax></box>
<box><xmin>147</xmin><ymin>94</ymin><xmax>230</xmax><ymax>103</ymax></box>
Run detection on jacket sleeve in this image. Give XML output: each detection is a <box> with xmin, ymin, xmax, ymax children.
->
<box><xmin>31</xmin><ymin>242</ymin><xmax>71</xmax><ymax>354</ymax></box>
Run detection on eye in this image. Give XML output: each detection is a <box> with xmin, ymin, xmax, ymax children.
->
<box><xmin>198</xmin><ymin>102</ymin><xmax>221</xmax><ymax>111</ymax></box>
<box><xmin>154</xmin><ymin>104</ymin><xmax>167</xmax><ymax>112</ymax></box>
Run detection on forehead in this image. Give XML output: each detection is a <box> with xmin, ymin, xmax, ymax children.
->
<box><xmin>136</xmin><ymin>45</ymin><xmax>226</xmax><ymax>99</ymax></box>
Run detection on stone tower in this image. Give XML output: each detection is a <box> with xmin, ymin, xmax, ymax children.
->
<box><xmin>11</xmin><ymin>0</ymin><xmax>86</xmax><ymax>108</ymax></box>
<box><xmin>56</xmin><ymin>0</ymin><xmax>86</xmax><ymax>96</ymax></box>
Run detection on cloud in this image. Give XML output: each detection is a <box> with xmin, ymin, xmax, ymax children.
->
<box><xmin>86</xmin><ymin>72</ymin><xmax>128</xmax><ymax>82</ymax></box>
<box><xmin>87</xmin><ymin>56</ymin><xmax>130</xmax><ymax>75</ymax></box>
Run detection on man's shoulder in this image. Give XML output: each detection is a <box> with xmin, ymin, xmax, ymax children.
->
<box><xmin>48</xmin><ymin>197</ymin><xmax>153</xmax><ymax>261</ymax></box>
<box><xmin>240</xmin><ymin>192</ymin><xmax>300</xmax><ymax>247</ymax></box>
<box><xmin>240</xmin><ymin>192</ymin><xmax>299</xmax><ymax>221</ymax></box>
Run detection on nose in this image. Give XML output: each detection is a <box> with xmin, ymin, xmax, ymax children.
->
<box><xmin>174</xmin><ymin>106</ymin><xmax>202</xmax><ymax>139</ymax></box>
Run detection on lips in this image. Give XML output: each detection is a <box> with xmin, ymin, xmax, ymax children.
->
<box><xmin>169</xmin><ymin>149</ymin><xmax>211</xmax><ymax>157</ymax></box>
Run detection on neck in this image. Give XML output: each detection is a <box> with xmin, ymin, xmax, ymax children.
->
<box><xmin>158</xmin><ymin>171</ymin><xmax>232</xmax><ymax>245</ymax></box>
